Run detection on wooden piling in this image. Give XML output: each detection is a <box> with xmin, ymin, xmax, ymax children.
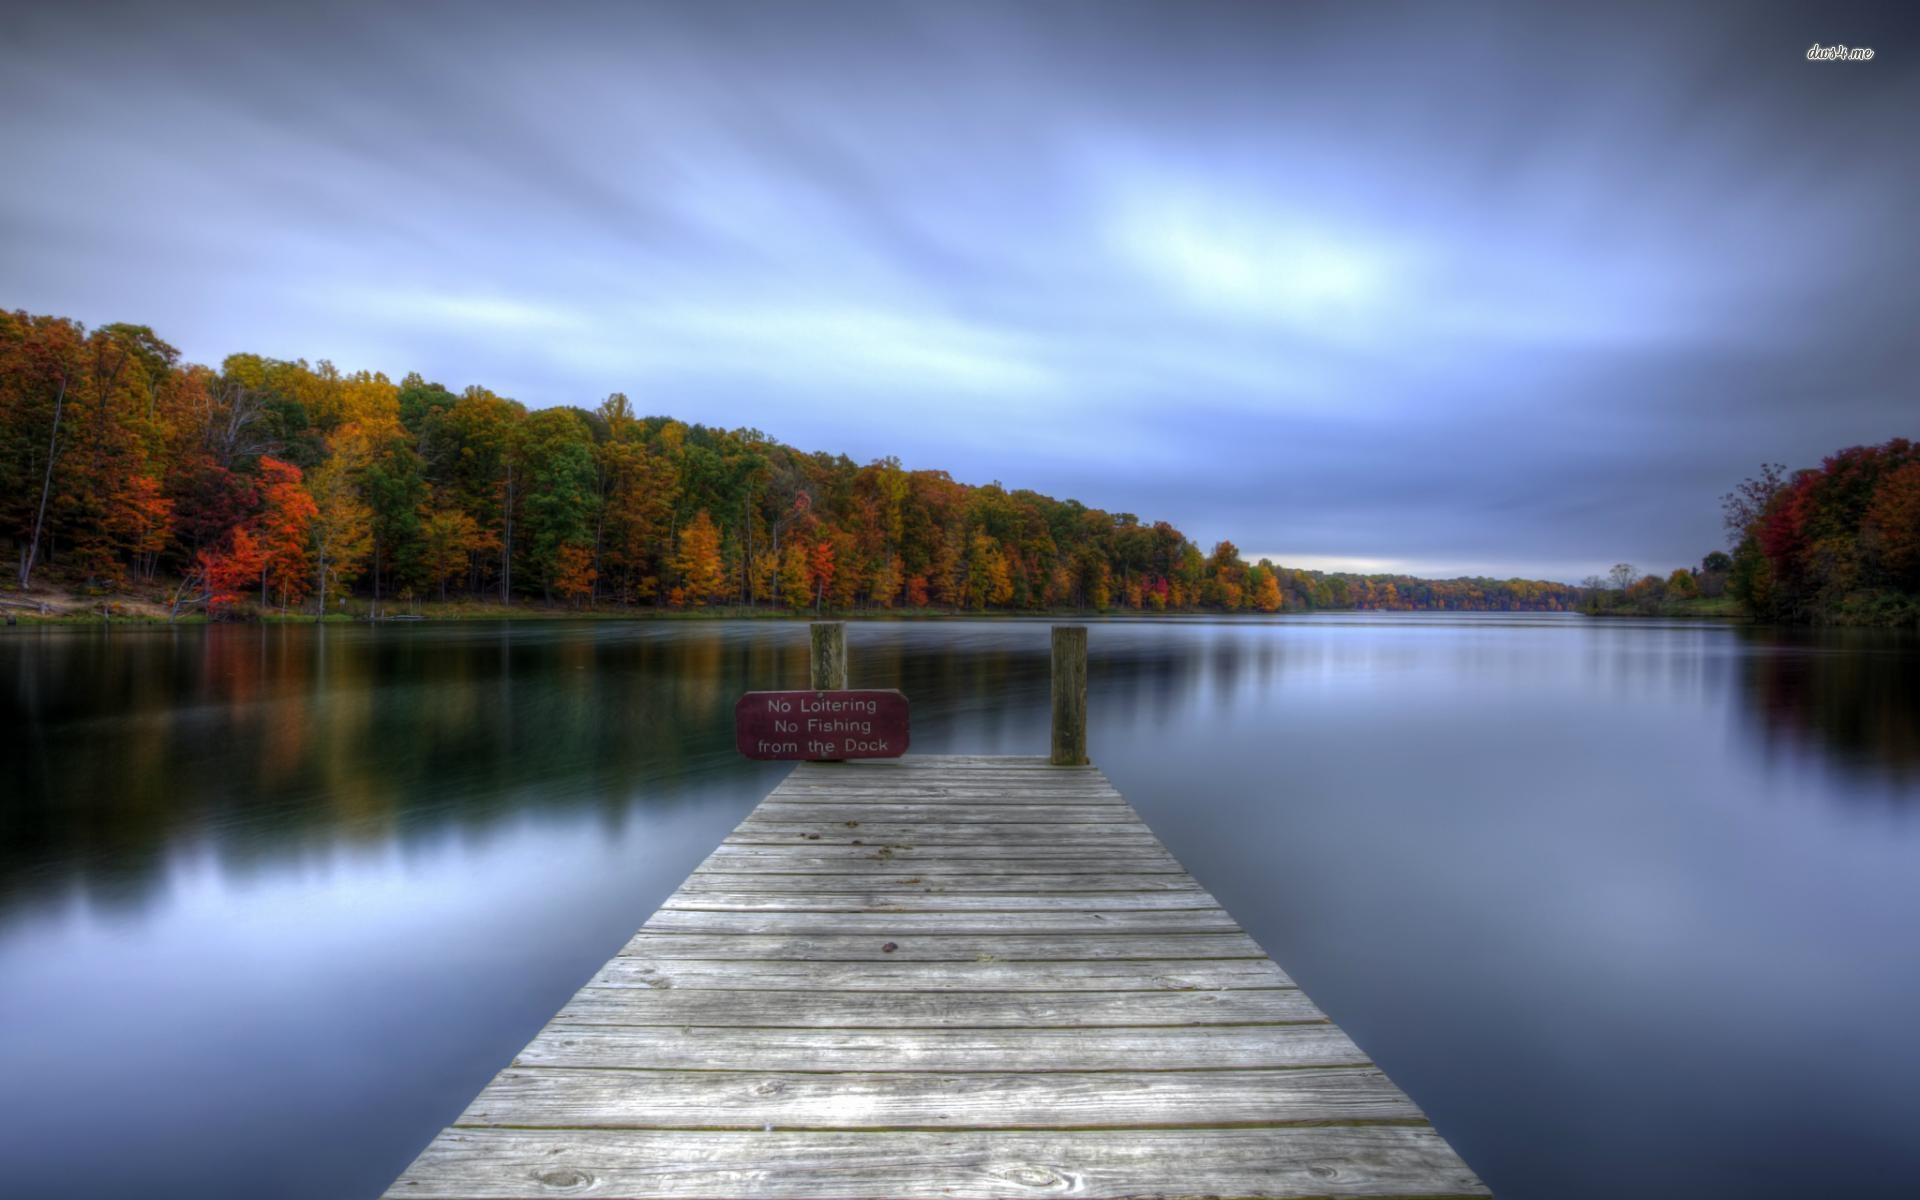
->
<box><xmin>1051</xmin><ymin>625</ymin><xmax>1088</xmax><ymax>766</ymax></box>
<box><xmin>809</xmin><ymin>621</ymin><xmax>847</xmax><ymax>690</ymax></box>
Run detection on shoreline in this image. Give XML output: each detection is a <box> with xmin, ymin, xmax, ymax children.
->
<box><xmin>3</xmin><ymin>597</ymin><xmax>1610</xmax><ymax>627</ymax></box>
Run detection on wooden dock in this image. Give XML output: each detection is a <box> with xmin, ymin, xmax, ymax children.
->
<box><xmin>385</xmin><ymin>754</ymin><xmax>1486</xmax><ymax>1199</ymax></box>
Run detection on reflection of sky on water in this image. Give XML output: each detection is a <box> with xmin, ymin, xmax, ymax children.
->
<box><xmin>1</xmin><ymin>615</ymin><xmax>1916</xmax><ymax>1198</ymax></box>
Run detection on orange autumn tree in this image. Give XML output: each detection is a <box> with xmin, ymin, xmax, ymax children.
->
<box><xmin>113</xmin><ymin>474</ymin><xmax>174</xmax><ymax>584</ymax></box>
<box><xmin>552</xmin><ymin>543</ymin><xmax>597</xmax><ymax>606</ymax></box>
<box><xmin>1249</xmin><ymin>563</ymin><xmax>1284</xmax><ymax>613</ymax></box>
<box><xmin>1865</xmin><ymin>460</ymin><xmax>1920</xmax><ymax>586</ymax></box>
<box><xmin>673</xmin><ymin>510</ymin><xmax>725</xmax><ymax>606</ymax></box>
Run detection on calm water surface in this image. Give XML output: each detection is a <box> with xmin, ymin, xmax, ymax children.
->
<box><xmin>2</xmin><ymin>615</ymin><xmax>1917</xmax><ymax>1199</ymax></box>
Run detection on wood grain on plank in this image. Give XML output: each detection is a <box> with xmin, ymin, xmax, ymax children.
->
<box><xmin>753</xmin><ymin>804</ymin><xmax>1136</xmax><ymax>822</ymax></box>
<box><xmin>658</xmin><ymin>890</ymin><xmax>1222</xmax><ymax>912</ymax></box>
<box><xmin>700</xmin><ymin>844</ymin><xmax>1182</xmax><ymax>864</ymax></box>
<box><xmin>554</xmin><ymin>986</ymin><xmax>1321</xmax><ymax>1027</ymax></box>
<box><xmin>617</xmin><ymin>932</ymin><xmax>1267</xmax><ymax>961</ymax></box>
<box><xmin>639</xmin><ymin>908</ymin><xmax>1240</xmax><ymax>936</ymax></box>
<box><xmin>693</xmin><ymin>856</ymin><xmax>1190</xmax><ymax>876</ymax></box>
<box><xmin>384</xmin><ymin>1126</ymin><xmax>1487</xmax><ymax>1199</ymax></box>
<box><xmin>675</xmin><ymin>872</ymin><xmax>1207</xmax><ymax>893</ymax></box>
<box><xmin>729</xmin><ymin>822</ymin><xmax>1159</xmax><ymax>845</ymax></box>
<box><xmin>456</xmin><ymin>1065</ymin><xmax>1412</xmax><ymax>1130</ymax></box>
<box><xmin>590</xmin><ymin>957</ymin><xmax>1294</xmax><ymax>991</ymax></box>
<box><xmin>515</xmin><ymin>1023</ymin><xmax>1369</xmax><ymax>1071</ymax></box>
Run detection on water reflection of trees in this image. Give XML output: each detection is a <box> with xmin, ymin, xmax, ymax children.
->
<box><xmin>0</xmin><ymin>625</ymin><xmax>809</xmax><ymax>910</ymax></box>
<box><xmin>0</xmin><ymin>623</ymin><xmax>1076</xmax><ymax>913</ymax></box>
<box><xmin>1734</xmin><ymin>626</ymin><xmax>1920</xmax><ymax>789</ymax></box>
<box><xmin>10</xmin><ymin>618</ymin><xmax>1912</xmax><ymax>915</ymax></box>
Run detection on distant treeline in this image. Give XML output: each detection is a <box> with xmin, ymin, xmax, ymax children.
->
<box><xmin>1</xmin><ymin>310</ymin><xmax>1583</xmax><ymax>617</ymax></box>
<box><xmin>1587</xmin><ymin>438</ymin><xmax>1919</xmax><ymax>626</ymax></box>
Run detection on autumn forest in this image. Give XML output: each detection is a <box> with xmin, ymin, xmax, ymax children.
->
<box><xmin>6</xmin><ymin>309</ymin><xmax>1913</xmax><ymax>626</ymax></box>
<box><xmin>2</xmin><ymin>310</ymin><xmax>1591</xmax><ymax>619</ymax></box>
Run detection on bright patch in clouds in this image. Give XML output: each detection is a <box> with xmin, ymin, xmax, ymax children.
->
<box><xmin>1114</xmin><ymin>197</ymin><xmax>1398</xmax><ymax>335</ymax></box>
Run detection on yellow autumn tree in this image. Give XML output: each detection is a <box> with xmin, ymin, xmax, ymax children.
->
<box><xmin>307</xmin><ymin>429</ymin><xmax>373</xmax><ymax>614</ymax></box>
<box><xmin>419</xmin><ymin>507</ymin><xmax>485</xmax><ymax>600</ymax></box>
<box><xmin>779</xmin><ymin>540</ymin><xmax>812</xmax><ymax>610</ymax></box>
<box><xmin>965</xmin><ymin>533</ymin><xmax>1014</xmax><ymax>609</ymax></box>
<box><xmin>673</xmin><ymin>510</ymin><xmax>725</xmax><ymax>606</ymax></box>
<box><xmin>1250</xmin><ymin>565</ymin><xmax>1284</xmax><ymax>613</ymax></box>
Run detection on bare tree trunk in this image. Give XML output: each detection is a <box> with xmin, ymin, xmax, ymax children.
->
<box><xmin>499</xmin><ymin>463</ymin><xmax>514</xmax><ymax>603</ymax></box>
<box><xmin>18</xmin><ymin>369</ymin><xmax>70</xmax><ymax>590</ymax></box>
<box><xmin>591</xmin><ymin>504</ymin><xmax>605</xmax><ymax>605</ymax></box>
<box><xmin>743</xmin><ymin>486</ymin><xmax>754</xmax><ymax>607</ymax></box>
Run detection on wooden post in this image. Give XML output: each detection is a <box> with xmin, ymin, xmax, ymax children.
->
<box><xmin>1050</xmin><ymin>625</ymin><xmax>1088</xmax><ymax>766</ymax></box>
<box><xmin>810</xmin><ymin>621</ymin><xmax>847</xmax><ymax>690</ymax></box>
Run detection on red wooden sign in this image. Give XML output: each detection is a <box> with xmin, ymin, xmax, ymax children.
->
<box><xmin>734</xmin><ymin>690</ymin><xmax>911</xmax><ymax>760</ymax></box>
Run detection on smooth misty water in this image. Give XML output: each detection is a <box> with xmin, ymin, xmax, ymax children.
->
<box><xmin>2</xmin><ymin>615</ymin><xmax>1917</xmax><ymax>1199</ymax></box>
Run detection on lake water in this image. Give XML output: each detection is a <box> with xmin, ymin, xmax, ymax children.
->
<box><xmin>2</xmin><ymin>614</ymin><xmax>1917</xmax><ymax>1199</ymax></box>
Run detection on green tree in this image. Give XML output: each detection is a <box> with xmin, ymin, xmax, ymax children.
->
<box><xmin>516</xmin><ymin>408</ymin><xmax>599</xmax><ymax>601</ymax></box>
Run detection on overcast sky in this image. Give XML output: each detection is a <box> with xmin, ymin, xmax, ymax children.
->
<box><xmin>3</xmin><ymin>1</ymin><xmax>1914</xmax><ymax>581</ymax></box>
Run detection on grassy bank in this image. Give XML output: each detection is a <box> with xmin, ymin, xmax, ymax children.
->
<box><xmin>1583</xmin><ymin>596</ymin><xmax>1748</xmax><ymax>620</ymax></box>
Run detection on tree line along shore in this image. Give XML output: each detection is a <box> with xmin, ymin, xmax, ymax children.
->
<box><xmin>1584</xmin><ymin>439</ymin><xmax>1919</xmax><ymax>627</ymax></box>
<box><xmin>2</xmin><ymin>310</ymin><xmax>1910</xmax><ymax>626</ymax></box>
<box><xmin>3</xmin><ymin>310</ymin><xmax>1584</xmax><ymax>622</ymax></box>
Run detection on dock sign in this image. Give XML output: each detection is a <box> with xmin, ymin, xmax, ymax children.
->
<box><xmin>734</xmin><ymin>689</ymin><xmax>910</xmax><ymax>760</ymax></box>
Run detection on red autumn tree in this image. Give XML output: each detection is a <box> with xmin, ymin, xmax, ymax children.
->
<box><xmin>808</xmin><ymin>539</ymin><xmax>836</xmax><ymax>610</ymax></box>
<box><xmin>255</xmin><ymin>457</ymin><xmax>319</xmax><ymax>606</ymax></box>
<box><xmin>200</xmin><ymin>526</ymin><xmax>267</xmax><ymax>613</ymax></box>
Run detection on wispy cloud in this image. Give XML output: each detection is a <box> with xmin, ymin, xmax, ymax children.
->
<box><xmin>2</xmin><ymin>0</ymin><xmax>1914</xmax><ymax>579</ymax></box>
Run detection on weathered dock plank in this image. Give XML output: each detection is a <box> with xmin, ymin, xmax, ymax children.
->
<box><xmin>637</xmin><ymin>908</ymin><xmax>1242</xmax><ymax>935</ymax></box>
<box><xmin>458</xmin><ymin>1065</ymin><xmax>1423</xmax><ymax>1130</ymax></box>
<box><xmin>617</xmin><ymin>931</ymin><xmax>1267</xmax><ymax>960</ymax></box>
<box><xmin>728</xmin><ymin>821</ymin><xmax>1161</xmax><ymax>843</ymax></box>
<box><xmin>674</xmin><ymin>870</ymin><xmax>1207</xmax><ymax>892</ymax></box>
<box><xmin>658</xmin><ymin>889</ymin><xmax>1223</xmax><ymax>911</ymax></box>
<box><xmin>515</xmin><ymin>1024</ymin><xmax>1368</xmax><ymax>1071</ymax></box>
<box><xmin>590</xmin><ymin>956</ymin><xmax>1293</xmax><ymax>991</ymax></box>
<box><xmin>699</xmin><ymin>844</ymin><xmax>1184</xmax><ymax>865</ymax></box>
<box><xmin>386</xmin><ymin>757</ymin><xmax>1486</xmax><ymax>1199</ymax></box>
<box><xmin>390</xmin><ymin>1127</ymin><xmax>1484</xmax><ymax>1199</ymax></box>
<box><xmin>553</xmin><ymin>986</ymin><xmax>1324</xmax><ymax>1026</ymax></box>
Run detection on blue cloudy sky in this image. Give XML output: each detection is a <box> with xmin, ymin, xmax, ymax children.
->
<box><xmin>2</xmin><ymin>1</ymin><xmax>1914</xmax><ymax>581</ymax></box>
